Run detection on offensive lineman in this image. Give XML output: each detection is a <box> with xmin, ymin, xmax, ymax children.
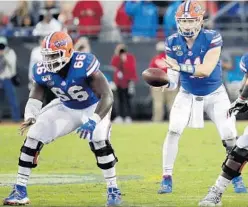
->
<box><xmin>199</xmin><ymin>53</ymin><xmax>248</xmax><ymax>206</ymax></box>
<box><xmin>157</xmin><ymin>0</ymin><xmax>247</xmax><ymax>194</ymax></box>
<box><xmin>3</xmin><ymin>31</ymin><xmax>122</xmax><ymax>206</ymax></box>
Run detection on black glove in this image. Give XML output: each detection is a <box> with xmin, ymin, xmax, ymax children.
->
<box><xmin>11</xmin><ymin>74</ymin><xmax>21</xmax><ymax>87</ymax></box>
<box><xmin>228</xmin><ymin>97</ymin><xmax>248</xmax><ymax>117</ymax></box>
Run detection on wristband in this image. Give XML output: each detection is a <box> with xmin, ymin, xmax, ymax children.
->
<box><xmin>179</xmin><ymin>64</ymin><xmax>195</xmax><ymax>74</ymax></box>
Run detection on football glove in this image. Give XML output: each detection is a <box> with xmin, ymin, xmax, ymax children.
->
<box><xmin>77</xmin><ymin>113</ymin><xmax>101</xmax><ymax>140</ymax></box>
<box><xmin>228</xmin><ymin>97</ymin><xmax>248</xmax><ymax>117</ymax></box>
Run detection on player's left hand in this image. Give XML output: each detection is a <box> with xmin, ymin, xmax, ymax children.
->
<box><xmin>19</xmin><ymin>118</ymin><xmax>36</xmax><ymax>136</ymax></box>
<box><xmin>228</xmin><ymin>97</ymin><xmax>248</xmax><ymax>117</ymax></box>
<box><xmin>76</xmin><ymin>118</ymin><xmax>97</xmax><ymax>140</ymax></box>
<box><xmin>163</xmin><ymin>58</ymin><xmax>180</xmax><ymax>72</ymax></box>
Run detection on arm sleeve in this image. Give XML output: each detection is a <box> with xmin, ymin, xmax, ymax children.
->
<box><xmin>167</xmin><ymin>68</ymin><xmax>179</xmax><ymax>90</ymax></box>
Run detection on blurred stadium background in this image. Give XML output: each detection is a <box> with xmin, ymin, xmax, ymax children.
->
<box><xmin>0</xmin><ymin>0</ymin><xmax>248</xmax><ymax>122</ymax></box>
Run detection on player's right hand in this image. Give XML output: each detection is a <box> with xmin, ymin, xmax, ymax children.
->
<box><xmin>228</xmin><ymin>97</ymin><xmax>248</xmax><ymax>117</ymax></box>
<box><xmin>19</xmin><ymin>118</ymin><xmax>36</xmax><ymax>136</ymax></box>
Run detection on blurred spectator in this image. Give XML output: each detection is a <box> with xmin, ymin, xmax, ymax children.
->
<box><xmin>74</xmin><ymin>36</ymin><xmax>91</xmax><ymax>53</ymax></box>
<box><xmin>149</xmin><ymin>41</ymin><xmax>177</xmax><ymax>122</ymax></box>
<box><xmin>10</xmin><ymin>0</ymin><xmax>31</xmax><ymax>27</ymax></box>
<box><xmin>72</xmin><ymin>0</ymin><xmax>103</xmax><ymax>40</ymax></box>
<box><xmin>115</xmin><ymin>1</ymin><xmax>132</xmax><ymax>35</ymax></box>
<box><xmin>125</xmin><ymin>0</ymin><xmax>158</xmax><ymax>42</ymax></box>
<box><xmin>163</xmin><ymin>1</ymin><xmax>181</xmax><ymax>37</ymax></box>
<box><xmin>0</xmin><ymin>37</ymin><xmax>20</xmax><ymax>122</ymax></box>
<box><xmin>33</xmin><ymin>10</ymin><xmax>62</xmax><ymax>36</ymax></box>
<box><xmin>111</xmin><ymin>44</ymin><xmax>138</xmax><ymax>123</ymax></box>
<box><xmin>39</xmin><ymin>0</ymin><xmax>60</xmax><ymax>20</ymax></box>
<box><xmin>201</xmin><ymin>1</ymin><xmax>218</xmax><ymax>18</ymax></box>
<box><xmin>0</xmin><ymin>12</ymin><xmax>13</xmax><ymax>37</ymax></box>
<box><xmin>58</xmin><ymin>2</ymin><xmax>79</xmax><ymax>39</ymax></box>
<box><xmin>222</xmin><ymin>52</ymin><xmax>244</xmax><ymax>102</ymax></box>
<box><xmin>13</xmin><ymin>14</ymin><xmax>34</xmax><ymax>36</ymax></box>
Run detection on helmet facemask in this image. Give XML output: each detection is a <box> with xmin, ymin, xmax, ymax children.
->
<box><xmin>41</xmin><ymin>49</ymin><xmax>69</xmax><ymax>73</ymax></box>
<box><xmin>176</xmin><ymin>16</ymin><xmax>203</xmax><ymax>38</ymax></box>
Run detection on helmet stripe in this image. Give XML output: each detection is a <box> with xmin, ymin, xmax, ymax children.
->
<box><xmin>184</xmin><ymin>0</ymin><xmax>191</xmax><ymax>12</ymax></box>
<box><xmin>45</xmin><ymin>32</ymin><xmax>56</xmax><ymax>49</ymax></box>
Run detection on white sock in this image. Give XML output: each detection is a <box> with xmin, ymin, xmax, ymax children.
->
<box><xmin>215</xmin><ymin>175</ymin><xmax>231</xmax><ymax>193</ymax></box>
<box><xmin>16</xmin><ymin>166</ymin><xmax>31</xmax><ymax>187</ymax></box>
<box><xmin>102</xmin><ymin>167</ymin><xmax>117</xmax><ymax>188</ymax></box>
<box><xmin>163</xmin><ymin>131</ymin><xmax>181</xmax><ymax>176</ymax></box>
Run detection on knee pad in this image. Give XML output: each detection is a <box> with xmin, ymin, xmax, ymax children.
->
<box><xmin>18</xmin><ymin>137</ymin><xmax>44</xmax><ymax>168</ymax></box>
<box><xmin>89</xmin><ymin>140</ymin><xmax>118</xmax><ymax>170</ymax></box>
<box><xmin>222</xmin><ymin>146</ymin><xmax>248</xmax><ymax>178</ymax></box>
<box><xmin>222</xmin><ymin>138</ymin><xmax>236</xmax><ymax>154</ymax></box>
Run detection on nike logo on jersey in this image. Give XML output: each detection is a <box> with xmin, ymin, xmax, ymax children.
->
<box><xmin>61</xmin><ymin>81</ymin><xmax>66</xmax><ymax>86</ymax></box>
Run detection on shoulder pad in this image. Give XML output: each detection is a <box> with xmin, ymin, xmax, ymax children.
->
<box><xmin>167</xmin><ymin>33</ymin><xmax>179</xmax><ymax>41</ymax></box>
<box><xmin>72</xmin><ymin>52</ymin><xmax>100</xmax><ymax>77</ymax></box>
<box><xmin>204</xmin><ymin>29</ymin><xmax>222</xmax><ymax>42</ymax></box>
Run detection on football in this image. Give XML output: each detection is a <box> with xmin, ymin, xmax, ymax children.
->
<box><xmin>142</xmin><ymin>68</ymin><xmax>169</xmax><ymax>87</ymax></box>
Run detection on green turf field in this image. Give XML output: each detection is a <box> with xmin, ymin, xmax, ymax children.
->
<box><xmin>1</xmin><ymin>122</ymin><xmax>248</xmax><ymax>206</ymax></box>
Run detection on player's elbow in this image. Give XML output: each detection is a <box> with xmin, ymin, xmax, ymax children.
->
<box><xmin>200</xmin><ymin>71</ymin><xmax>211</xmax><ymax>77</ymax></box>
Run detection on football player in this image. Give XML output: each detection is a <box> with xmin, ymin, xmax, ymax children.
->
<box><xmin>3</xmin><ymin>31</ymin><xmax>122</xmax><ymax>206</ymax></box>
<box><xmin>199</xmin><ymin>53</ymin><xmax>248</xmax><ymax>206</ymax></box>
<box><xmin>157</xmin><ymin>0</ymin><xmax>247</xmax><ymax>194</ymax></box>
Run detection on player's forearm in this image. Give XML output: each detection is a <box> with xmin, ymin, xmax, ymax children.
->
<box><xmin>94</xmin><ymin>93</ymin><xmax>114</xmax><ymax>119</ymax></box>
<box><xmin>89</xmin><ymin>71</ymin><xmax>114</xmax><ymax>121</ymax></box>
<box><xmin>193</xmin><ymin>64</ymin><xmax>215</xmax><ymax>77</ymax></box>
<box><xmin>24</xmin><ymin>98</ymin><xmax>43</xmax><ymax>121</ymax></box>
<box><xmin>25</xmin><ymin>83</ymin><xmax>45</xmax><ymax>121</ymax></box>
<box><xmin>178</xmin><ymin>63</ymin><xmax>214</xmax><ymax>77</ymax></box>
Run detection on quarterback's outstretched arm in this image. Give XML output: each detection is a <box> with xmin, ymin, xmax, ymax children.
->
<box><xmin>193</xmin><ymin>46</ymin><xmax>221</xmax><ymax>77</ymax></box>
<box><xmin>164</xmin><ymin>46</ymin><xmax>221</xmax><ymax>78</ymax></box>
<box><xmin>88</xmin><ymin>70</ymin><xmax>114</xmax><ymax>120</ymax></box>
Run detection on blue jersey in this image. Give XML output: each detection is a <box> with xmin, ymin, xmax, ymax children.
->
<box><xmin>32</xmin><ymin>52</ymin><xmax>100</xmax><ymax>109</ymax></box>
<box><xmin>240</xmin><ymin>53</ymin><xmax>248</xmax><ymax>74</ymax></box>
<box><xmin>165</xmin><ymin>29</ymin><xmax>223</xmax><ymax>96</ymax></box>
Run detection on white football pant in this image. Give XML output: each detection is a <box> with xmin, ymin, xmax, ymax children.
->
<box><xmin>27</xmin><ymin>98</ymin><xmax>111</xmax><ymax>144</ymax></box>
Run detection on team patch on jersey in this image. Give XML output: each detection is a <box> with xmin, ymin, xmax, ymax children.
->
<box><xmin>41</xmin><ymin>75</ymin><xmax>52</xmax><ymax>82</ymax></box>
<box><xmin>176</xmin><ymin>51</ymin><xmax>183</xmax><ymax>56</ymax></box>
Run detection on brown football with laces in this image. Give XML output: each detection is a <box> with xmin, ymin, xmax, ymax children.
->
<box><xmin>142</xmin><ymin>68</ymin><xmax>169</xmax><ymax>87</ymax></box>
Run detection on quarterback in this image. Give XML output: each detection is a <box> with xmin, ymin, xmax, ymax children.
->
<box><xmin>199</xmin><ymin>53</ymin><xmax>248</xmax><ymax>206</ymax></box>
<box><xmin>158</xmin><ymin>0</ymin><xmax>246</xmax><ymax>194</ymax></box>
<box><xmin>3</xmin><ymin>32</ymin><xmax>122</xmax><ymax>206</ymax></box>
